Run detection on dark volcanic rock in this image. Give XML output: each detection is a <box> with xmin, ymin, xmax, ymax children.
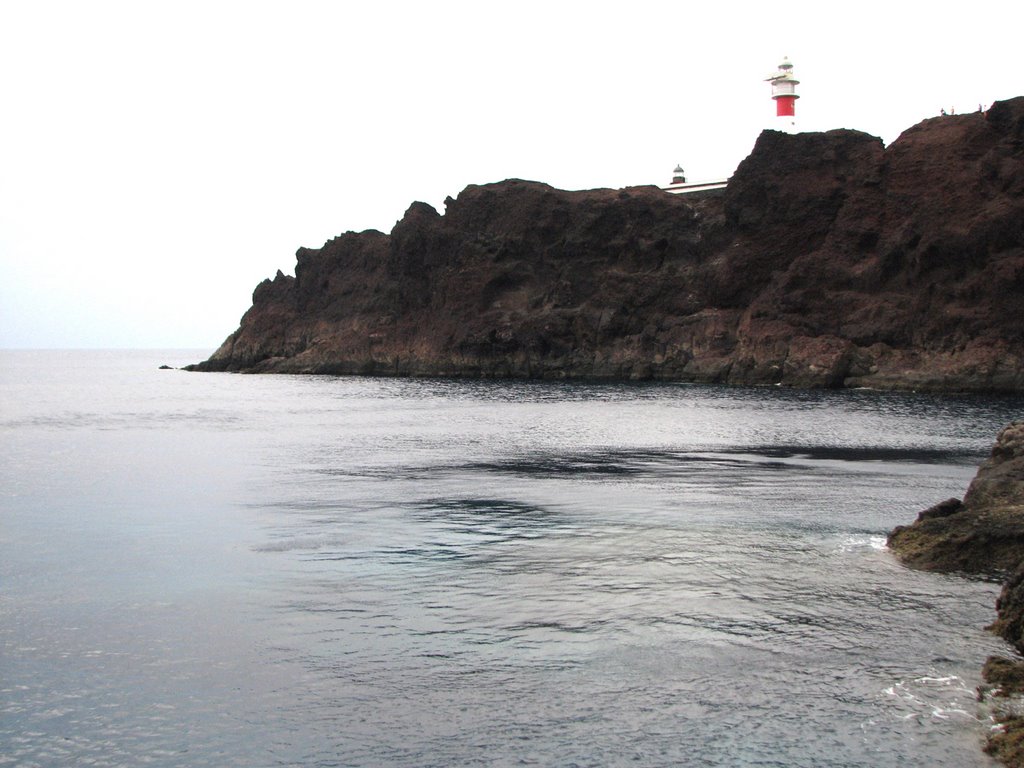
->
<box><xmin>888</xmin><ymin>421</ymin><xmax>1024</xmax><ymax>574</ymax></box>
<box><xmin>982</xmin><ymin>422</ymin><xmax>1024</xmax><ymax>654</ymax></box>
<box><xmin>890</xmin><ymin>422</ymin><xmax>1024</xmax><ymax>766</ymax></box>
<box><xmin>983</xmin><ymin>653</ymin><xmax>1024</xmax><ymax>767</ymax></box>
<box><xmin>189</xmin><ymin>97</ymin><xmax>1024</xmax><ymax>391</ymax></box>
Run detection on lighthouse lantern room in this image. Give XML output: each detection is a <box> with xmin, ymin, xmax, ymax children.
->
<box><xmin>766</xmin><ymin>57</ymin><xmax>800</xmax><ymax>126</ymax></box>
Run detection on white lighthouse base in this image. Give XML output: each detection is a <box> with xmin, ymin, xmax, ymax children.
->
<box><xmin>776</xmin><ymin>116</ymin><xmax>798</xmax><ymax>134</ymax></box>
<box><xmin>662</xmin><ymin>179</ymin><xmax>729</xmax><ymax>195</ymax></box>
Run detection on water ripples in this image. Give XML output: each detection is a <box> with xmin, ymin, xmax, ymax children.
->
<box><xmin>4</xmin><ymin>353</ymin><xmax>1023</xmax><ymax>766</ymax></box>
<box><xmin>244</xmin><ymin>466</ymin><xmax>1013</xmax><ymax>766</ymax></box>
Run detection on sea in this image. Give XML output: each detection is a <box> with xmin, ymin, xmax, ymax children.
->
<box><xmin>2</xmin><ymin>349</ymin><xmax>1023</xmax><ymax>767</ymax></box>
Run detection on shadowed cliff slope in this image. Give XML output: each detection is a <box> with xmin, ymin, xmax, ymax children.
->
<box><xmin>190</xmin><ymin>97</ymin><xmax>1024</xmax><ymax>392</ymax></box>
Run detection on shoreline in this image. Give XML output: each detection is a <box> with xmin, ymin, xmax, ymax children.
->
<box><xmin>889</xmin><ymin>421</ymin><xmax>1024</xmax><ymax>765</ymax></box>
<box><xmin>190</xmin><ymin>98</ymin><xmax>1024</xmax><ymax>393</ymax></box>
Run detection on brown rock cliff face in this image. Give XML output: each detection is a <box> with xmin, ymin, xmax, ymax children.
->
<box><xmin>190</xmin><ymin>97</ymin><xmax>1024</xmax><ymax>391</ymax></box>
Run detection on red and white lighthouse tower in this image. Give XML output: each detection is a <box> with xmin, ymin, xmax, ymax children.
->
<box><xmin>766</xmin><ymin>57</ymin><xmax>799</xmax><ymax>130</ymax></box>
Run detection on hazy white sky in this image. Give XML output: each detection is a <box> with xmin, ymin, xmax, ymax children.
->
<box><xmin>1</xmin><ymin>0</ymin><xmax>1021</xmax><ymax>349</ymax></box>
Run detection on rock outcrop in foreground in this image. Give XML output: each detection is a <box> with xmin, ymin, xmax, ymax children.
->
<box><xmin>889</xmin><ymin>422</ymin><xmax>1024</xmax><ymax>765</ymax></box>
<box><xmin>190</xmin><ymin>97</ymin><xmax>1024</xmax><ymax>392</ymax></box>
<box><xmin>889</xmin><ymin>422</ymin><xmax>1024</xmax><ymax>573</ymax></box>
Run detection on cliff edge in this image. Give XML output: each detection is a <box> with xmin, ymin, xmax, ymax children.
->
<box><xmin>189</xmin><ymin>97</ymin><xmax>1024</xmax><ymax>392</ymax></box>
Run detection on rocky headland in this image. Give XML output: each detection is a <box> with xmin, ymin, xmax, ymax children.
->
<box><xmin>889</xmin><ymin>421</ymin><xmax>1024</xmax><ymax>764</ymax></box>
<box><xmin>190</xmin><ymin>97</ymin><xmax>1024</xmax><ymax>392</ymax></box>
<box><xmin>189</xmin><ymin>98</ymin><xmax>1024</xmax><ymax>759</ymax></box>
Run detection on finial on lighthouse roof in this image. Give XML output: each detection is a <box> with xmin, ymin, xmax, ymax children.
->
<box><xmin>779</xmin><ymin>56</ymin><xmax>793</xmax><ymax>70</ymax></box>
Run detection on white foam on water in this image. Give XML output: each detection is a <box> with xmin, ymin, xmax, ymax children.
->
<box><xmin>884</xmin><ymin>675</ymin><xmax>982</xmax><ymax>723</ymax></box>
<box><xmin>834</xmin><ymin>534</ymin><xmax>888</xmax><ymax>552</ymax></box>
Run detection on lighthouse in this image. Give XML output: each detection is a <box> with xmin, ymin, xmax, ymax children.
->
<box><xmin>766</xmin><ymin>57</ymin><xmax>799</xmax><ymax>130</ymax></box>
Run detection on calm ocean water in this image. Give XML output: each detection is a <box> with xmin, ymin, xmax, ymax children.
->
<box><xmin>2</xmin><ymin>349</ymin><xmax>1023</xmax><ymax>767</ymax></box>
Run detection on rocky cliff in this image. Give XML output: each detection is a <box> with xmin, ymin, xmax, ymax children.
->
<box><xmin>889</xmin><ymin>422</ymin><xmax>1024</xmax><ymax>765</ymax></box>
<box><xmin>189</xmin><ymin>97</ymin><xmax>1024</xmax><ymax>391</ymax></box>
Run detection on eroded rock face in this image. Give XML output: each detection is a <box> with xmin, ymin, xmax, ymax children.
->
<box><xmin>977</xmin><ymin>423</ymin><xmax>1024</xmax><ymax>656</ymax></box>
<box><xmin>190</xmin><ymin>97</ymin><xmax>1024</xmax><ymax>392</ymax></box>
<box><xmin>888</xmin><ymin>422</ymin><xmax>1024</xmax><ymax>574</ymax></box>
